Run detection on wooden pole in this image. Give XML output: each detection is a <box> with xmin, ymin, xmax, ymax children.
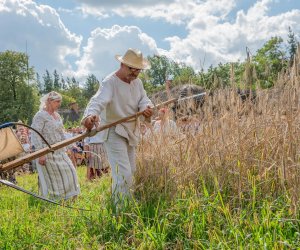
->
<box><xmin>0</xmin><ymin>98</ymin><xmax>177</xmax><ymax>172</ymax></box>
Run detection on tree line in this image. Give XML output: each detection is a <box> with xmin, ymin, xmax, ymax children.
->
<box><xmin>0</xmin><ymin>27</ymin><xmax>298</xmax><ymax>124</ymax></box>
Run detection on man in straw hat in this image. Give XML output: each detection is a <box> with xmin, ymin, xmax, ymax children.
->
<box><xmin>82</xmin><ymin>48</ymin><xmax>153</xmax><ymax>203</ymax></box>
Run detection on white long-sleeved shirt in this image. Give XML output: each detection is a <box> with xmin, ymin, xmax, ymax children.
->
<box><xmin>83</xmin><ymin>72</ymin><xmax>153</xmax><ymax>146</ymax></box>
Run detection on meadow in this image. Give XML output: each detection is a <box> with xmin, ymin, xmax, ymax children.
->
<box><xmin>1</xmin><ymin>58</ymin><xmax>300</xmax><ymax>249</ymax></box>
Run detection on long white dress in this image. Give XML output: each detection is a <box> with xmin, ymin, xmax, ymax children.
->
<box><xmin>31</xmin><ymin>110</ymin><xmax>80</xmax><ymax>200</ymax></box>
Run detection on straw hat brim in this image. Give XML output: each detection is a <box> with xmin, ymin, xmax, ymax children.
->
<box><xmin>115</xmin><ymin>55</ymin><xmax>150</xmax><ymax>70</ymax></box>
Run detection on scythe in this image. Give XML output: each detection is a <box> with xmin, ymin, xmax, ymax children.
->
<box><xmin>0</xmin><ymin>98</ymin><xmax>177</xmax><ymax>172</ymax></box>
<box><xmin>0</xmin><ymin>92</ymin><xmax>206</xmax><ymax>173</ymax></box>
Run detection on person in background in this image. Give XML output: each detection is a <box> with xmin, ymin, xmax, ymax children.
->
<box><xmin>139</xmin><ymin>122</ymin><xmax>152</xmax><ymax>139</ymax></box>
<box><xmin>153</xmin><ymin>107</ymin><xmax>177</xmax><ymax>134</ymax></box>
<box><xmin>73</xmin><ymin>127</ymin><xmax>85</xmax><ymax>166</ymax></box>
<box><xmin>64</xmin><ymin>127</ymin><xmax>79</xmax><ymax>167</ymax></box>
<box><xmin>82</xmin><ymin>48</ymin><xmax>153</xmax><ymax>203</ymax></box>
<box><xmin>31</xmin><ymin>91</ymin><xmax>80</xmax><ymax>200</ymax></box>
<box><xmin>84</xmin><ymin>130</ymin><xmax>109</xmax><ymax>181</ymax></box>
<box><xmin>165</xmin><ymin>74</ymin><xmax>174</xmax><ymax>100</ymax></box>
<box><xmin>15</xmin><ymin>122</ymin><xmax>31</xmax><ymax>173</ymax></box>
<box><xmin>16</xmin><ymin>121</ymin><xmax>31</xmax><ymax>153</ymax></box>
<box><xmin>178</xmin><ymin>115</ymin><xmax>201</xmax><ymax>135</ymax></box>
<box><xmin>67</xmin><ymin>102</ymin><xmax>80</xmax><ymax>122</ymax></box>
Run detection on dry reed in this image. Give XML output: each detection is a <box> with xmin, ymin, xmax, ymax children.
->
<box><xmin>135</xmin><ymin>50</ymin><xmax>300</xmax><ymax>213</ymax></box>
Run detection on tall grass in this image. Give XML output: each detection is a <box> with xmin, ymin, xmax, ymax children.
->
<box><xmin>1</xmin><ymin>168</ymin><xmax>300</xmax><ymax>249</ymax></box>
<box><xmin>138</xmin><ymin>50</ymin><xmax>300</xmax><ymax>214</ymax></box>
<box><xmin>1</xmin><ymin>52</ymin><xmax>300</xmax><ymax>249</ymax></box>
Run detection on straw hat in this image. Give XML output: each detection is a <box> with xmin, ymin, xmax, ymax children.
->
<box><xmin>115</xmin><ymin>48</ymin><xmax>150</xmax><ymax>70</ymax></box>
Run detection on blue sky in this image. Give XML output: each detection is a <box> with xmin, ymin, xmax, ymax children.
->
<box><xmin>0</xmin><ymin>0</ymin><xmax>299</xmax><ymax>81</ymax></box>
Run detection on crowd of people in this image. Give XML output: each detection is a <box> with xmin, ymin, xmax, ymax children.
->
<box><xmin>1</xmin><ymin>48</ymin><xmax>202</xmax><ymax>206</ymax></box>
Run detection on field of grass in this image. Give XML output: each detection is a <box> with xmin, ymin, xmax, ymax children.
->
<box><xmin>1</xmin><ymin>56</ymin><xmax>300</xmax><ymax>249</ymax></box>
<box><xmin>1</xmin><ymin>165</ymin><xmax>300</xmax><ymax>249</ymax></box>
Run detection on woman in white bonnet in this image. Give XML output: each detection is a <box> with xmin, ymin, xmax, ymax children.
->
<box><xmin>31</xmin><ymin>91</ymin><xmax>80</xmax><ymax>200</ymax></box>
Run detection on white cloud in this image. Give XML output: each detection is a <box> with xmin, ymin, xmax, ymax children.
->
<box><xmin>112</xmin><ymin>1</ymin><xmax>195</xmax><ymax>25</ymax></box>
<box><xmin>75</xmin><ymin>25</ymin><xmax>159</xmax><ymax>80</ymax></box>
<box><xmin>75</xmin><ymin>0</ymin><xmax>172</xmax><ymax>8</ymax></box>
<box><xmin>76</xmin><ymin>0</ymin><xmax>236</xmax><ymax>25</ymax></box>
<box><xmin>0</xmin><ymin>0</ymin><xmax>82</xmax><ymax>75</ymax></box>
<box><xmin>1</xmin><ymin>0</ymin><xmax>300</xmax><ymax>83</ymax></box>
<box><xmin>74</xmin><ymin>0</ymin><xmax>300</xmax><ymax>72</ymax></box>
<box><xmin>75</xmin><ymin>0</ymin><xmax>197</xmax><ymax>25</ymax></box>
<box><xmin>162</xmin><ymin>0</ymin><xmax>300</xmax><ymax>70</ymax></box>
<box><xmin>75</xmin><ymin>6</ymin><xmax>109</xmax><ymax>19</ymax></box>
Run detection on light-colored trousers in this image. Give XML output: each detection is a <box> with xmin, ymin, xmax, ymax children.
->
<box><xmin>104</xmin><ymin>127</ymin><xmax>136</xmax><ymax>200</ymax></box>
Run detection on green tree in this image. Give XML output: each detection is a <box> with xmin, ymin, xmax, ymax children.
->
<box><xmin>287</xmin><ymin>26</ymin><xmax>298</xmax><ymax>62</ymax></box>
<box><xmin>253</xmin><ymin>36</ymin><xmax>287</xmax><ymax>88</ymax></box>
<box><xmin>70</xmin><ymin>76</ymin><xmax>79</xmax><ymax>88</ymax></box>
<box><xmin>146</xmin><ymin>55</ymin><xmax>170</xmax><ymax>86</ymax></box>
<box><xmin>0</xmin><ymin>50</ymin><xmax>39</xmax><ymax>123</ymax></box>
<box><xmin>83</xmin><ymin>74</ymin><xmax>99</xmax><ymax>100</ymax></box>
<box><xmin>61</xmin><ymin>75</ymin><xmax>67</xmax><ymax>90</ymax></box>
<box><xmin>36</xmin><ymin>72</ymin><xmax>43</xmax><ymax>94</ymax></box>
<box><xmin>145</xmin><ymin>55</ymin><xmax>198</xmax><ymax>89</ymax></box>
<box><xmin>43</xmin><ymin>70</ymin><xmax>53</xmax><ymax>93</ymax></box>
<box><xmin>173</xmin><ymin>64</ymin><xmax>196</xmax><ymax>85</ymax></box>
<box><xmin>62</xmin><ymin>76</ymin><xmax>86</xmax><ymax>108</ymax></box>
<box><xmin>60</xmin><ymin>93</ymin><xmax>76</xmax><ymax>109</ymax></box>
<box><xmin>195</xmin><ymin>64</ymin><xmax>228</xmax><ymax>90</ymax></box>
<box><xmin>53</xmin><ymin>69</ymin><xmax>61</xmax><ymax>90</ymax></box>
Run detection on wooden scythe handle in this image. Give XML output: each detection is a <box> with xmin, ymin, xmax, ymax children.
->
<box><xmin>0</xmin><ymin>98</ymin><xmax>177</xmax><ymax>172</ymax></box>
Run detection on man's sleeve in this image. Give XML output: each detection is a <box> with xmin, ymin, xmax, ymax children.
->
<box><xmin>138</xmin><ymin>80</ymin><xmax>153</xmax><ymax>111</ymax></box>
<box><xmin>82</xmin><ymin>81</ymin><xmax>113</xmax><ymax>121</ymax></box>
